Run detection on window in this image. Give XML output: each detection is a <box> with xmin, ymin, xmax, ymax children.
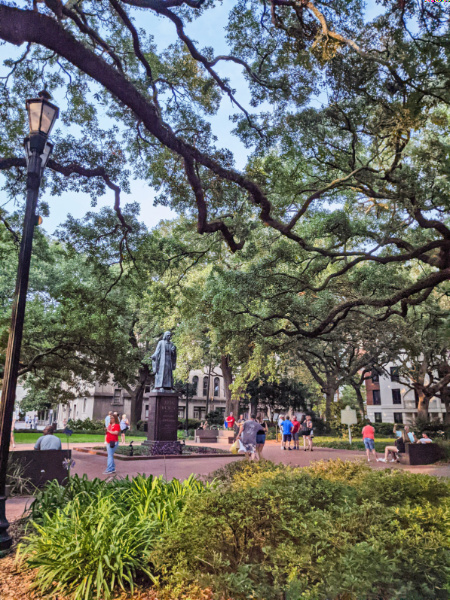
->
<box><xmin>394</xmin><ymin>412</ymin><xmax>403</xmax><ymax>424</ymax></box>
<box><xmin>144</xmin><ymin>404</ymin><xmax>149</xmax><ymax>419</ymax></box>
<box><xmin>112</xmin><ymin>388</ymin><xmax>123</xmax><ymax>405</ymax></box>
<box><xmin>371</xmin><ymin>371</ymin><xmax>379</xmax><ymax>383</ymax></box>
<box><xmin>217</xmin><ymin>407</ymin><xmax>225</xmax><ymax>415</ymax></box>
<box><xmin>214</xmin><ymin>377</ymin><xmax>220</xmax><ymax>397</ymax></box>
<box><xmin>83</xmin><ymin>398</ymin><xmax>87</xmax><ymax>412</ymax></box>
<box><xmin>392</xmin><ymin>389</ymin><xmax>401</xmax><ymax>404</ymax></box>
<box><xmin>414</xmin><ymin>389</ymin><xmax>419</xmax><ymax>408</ymax></box>
<box><xmin>194</xmin><ymin>406</ymin><xmax>206</xmax><ymax>420</ymax></box>
<box><xmin>192</xmin><ymin>376</ymin><xmax>198</xmax><ymax>396</ymax></box>
<box><xmin>374</xmin><ymin>412</ymin><xmax>382</xmax><ymax>423</ymax></box>
<box><xmin>178</xmin><ymin>407</ymin><xmax>185</xmax><ymax>419</ymax></box>
<box><xmin>372</xmin><ymin>390</ymin><xmax>381</xmax><ymax>405</ymax></box>
<box><xmin>144</xmin><ymin>385</ymin><xmax>151</xmax><ymax>394</ymax></box>
<box><xmin>203</xmin><ymin>376</ymin><xmax>208</xmax><ymax>397</ymax></box>
<box><xmin>390</xmin><ymin>367</ymin><xmax>400</xmax><ymax>382</ymax></box>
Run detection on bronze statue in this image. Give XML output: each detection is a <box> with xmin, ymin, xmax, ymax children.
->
<box><xmin>151</xmin><ymin>331</ymin><xmax>177</xmax><ymax>391</ymax></box>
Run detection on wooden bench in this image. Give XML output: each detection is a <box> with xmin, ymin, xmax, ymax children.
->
<box><xmin>10</xmin><ymin>449</ymin><xmax>72</xmax><ymax>487</ymax></box>
<box><xmin>194</xmin><ymin>429</ymin><xmax>218</xmax><ymax>443</ymax></box>
<box><xmin>398</xmin><ymin>443</ymin><xmax>443</xmax><ymax>466</ymax></box>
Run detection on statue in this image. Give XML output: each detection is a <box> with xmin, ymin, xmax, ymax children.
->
<box><xmin>151</xmin><ymin>331</ymin><xmax>177</xmax><ymax>391</ymax></box>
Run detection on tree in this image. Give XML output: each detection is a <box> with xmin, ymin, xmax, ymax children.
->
<box><xmin>0</xmin><ymin>0</ymin><xmax>449</xmax><ymax>338</ymax></box>
<box><xmin>242</xmin><ymin>375</ymin><xmax>309</xmax><ymax>418</ymax></box>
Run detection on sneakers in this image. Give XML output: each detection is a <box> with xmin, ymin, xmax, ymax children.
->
<box><xmin>377</xmin><ymin>458</ymin><xmax>386</xmax><ymax>463</ymax></box>
<box><xmin>288</xmin><ymin>447</ymin><xmax>291</xmax><ymax>451</ymax></box>
<box><xmin>103</xmin><ymin>470</ymin><xmax>116</xmax><ymax>474</ymax></box>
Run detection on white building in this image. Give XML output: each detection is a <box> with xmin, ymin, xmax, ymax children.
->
<box><xmin>365</xmin><ymin>361</ymin><xmax>447</xmax><ymax>424</ymax></box>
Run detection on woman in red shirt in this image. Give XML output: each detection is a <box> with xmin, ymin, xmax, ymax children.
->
<box><xmin>105</xmin><ymin>413</ymin><xmax>120</xmax><ymax>474</ymax></box>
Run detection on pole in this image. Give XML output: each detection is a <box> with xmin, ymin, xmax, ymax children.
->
<box><xmin>205</xmin><ymin>358</ymin><xmax>212</xmax><ymax>420</ymax></box>
<box><xmin>348</xmin><ymin>424</ymin><xmax>352</xmax><ymax>445</ymax></box>
<box><xmin>0</xmin><ymin>151</ymin><xmax>41</xmax><ymax>550</ymax></box>
<box><xmin>185</xmin><ymin>380</ymin><xmax>189</xmax><ymax>435</ymax></box>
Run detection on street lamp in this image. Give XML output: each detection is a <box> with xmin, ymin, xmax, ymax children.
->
<box><xmin>0</xmin><ymin>91</ymin><xmax>58</xmax><ymax>551</ymax></box>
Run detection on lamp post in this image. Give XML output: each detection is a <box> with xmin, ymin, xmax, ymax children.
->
<box><xmin>0</xmin><ymin>91</ymin><xmax>59</xmax><ymax>550</ymax></box>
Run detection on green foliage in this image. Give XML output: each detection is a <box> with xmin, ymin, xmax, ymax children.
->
<box><xmin>205</xmin><ymin>409</ymin><xmax>225</xmax><ymax>426</ymax></box>
<box><xmin>66</xmin><ymin>417</ymin><xmax>105</xmax><ymax>432</ymax></box>
<box><xmin>21</xmin><ymin>474</ymin><xmax>207</xmax><ymax>599</ymax></box>
<box><xmin>6</xmin><ymin>456</ymin><xmax>34</xmax><ymax>497</ymax></box>
<box><xmin>177</xmin><ymin>419</ymin><xmax>201</xmax><ymax>431</ymax></box>
<box><xmin>154</xmin><ymin>460</ymin><xmax>450</xmax><ymax>600</ymax></box>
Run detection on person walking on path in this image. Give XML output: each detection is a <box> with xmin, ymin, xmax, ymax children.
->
<box><xmin>291</xmin><ymin>415</ymin><xmax>300</xmax><ymax>450</ymax></box>
<box><xmin>120</xmin><ymin>414</ymin><xmax>130</xmax><ymax>443</ymax></box>
<box><xmin>236</xmin><ymin>413</ymin><xmax>260</xmax><ymax>461</ymax></box>
<box><xmin>300</xmin><ymin>415</ymin><xmax>313</xmax><ymax>451</ymax></box>
<box><xmin>281</xmin><ymin>416</ymin><xmax>293</xmax><ymax>450</ymax></box>
<box><xmin>105</xmin><ymin>410</ymin><xmax>113</xmax><ymax>428</ymax></box>
<box><xmin>104</xmin><ymin>413</ymin><xmax>120</xmax><ymax>474</ymax></box>
<box><xmin>255</xmin><ymin>414</ymin><xmax>268</xmax><ymax>460</ymax></box>
<box><xmin>278</xmin><ymin>415</ymin><xmax>285</xmax><ymax>448</ymax></box>
<box><xmin>34</xmin><ymin>426</ymin><xmax>62</xmax><ymax>450</ymax></box>
<box><xmin>362</xmin><ymin>421</ymin><xmax>377</xmax><ymax>462</ymax></box>
<box><xmin>234</xmin><ymin>414</ymin><xmax>244</xmax><ymax>441</ymax></box>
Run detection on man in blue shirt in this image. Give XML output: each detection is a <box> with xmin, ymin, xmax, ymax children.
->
<box><xmin>394</xmin><ymin>424</ymin><xmax>417</xmax><ymax>444</ymax></box>
<box><xmin>281</xmin><ymin>417</ymin><xmax>294</xmax><ymax>450</ymax></box>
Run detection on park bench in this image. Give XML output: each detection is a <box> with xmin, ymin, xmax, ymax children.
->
<box><xmin>398</xmin><ymin>443</ymin><xmax>443</xmax><ymax>466</ymax></box>
<box><xmin>195</xmin><ymin>429</ymin><xmax>218</xmax><ymax>443</ymax></box>
<box><xmin>10</xmin><ymin>449</ymin><xmax>72</xmax><ymax>487</ymax></box>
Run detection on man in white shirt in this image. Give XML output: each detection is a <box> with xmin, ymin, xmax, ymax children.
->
<box><xmin>419</xmin><ymin>433</ymin><xmax>433</xmax><ymax>444</ymax></box>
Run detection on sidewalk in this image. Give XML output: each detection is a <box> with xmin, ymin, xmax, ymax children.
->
<box><xmin>7</xmin><ymin>440</ymin><xmax>449</xmax><ymax>522</ymax></box>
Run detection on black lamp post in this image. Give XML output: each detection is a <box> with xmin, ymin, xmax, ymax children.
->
<box><xmin>0</xmin><ymin>91</ymin><xmax>58</xmax><ymax>551</ymax></box>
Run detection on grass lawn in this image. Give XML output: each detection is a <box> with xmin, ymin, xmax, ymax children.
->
<box><xmin>14</xmin><ymin>432</ymin><xmax>146</xmax><ymax>444</ymax></box>
<box><xmin>313</xmin><ymin>436</ymin><xmax>395</xmax><ymax>452</ymax></box>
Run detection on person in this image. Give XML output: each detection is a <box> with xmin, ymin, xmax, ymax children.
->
<box><xmin>104</xmin><ymin>413</ymin><xmax>120</xmax><ymax>474</ymax></box>
<box><xmin>33</xmin><ymin>415</ymin><xmax>38</xmax><ymax>429</ymax></box>
<box><xmin>255</xmin><ymin>414</ymin><xmax>268</xmax><ymax>460</ymax></box>
<box><xmin>234</xmin><ymin>414</ymin><xmax>245</xmax><ymax>441</ymax></box>
<box><xmin>34</xmin><ymin>426</ymin><xmax>62</xmax><ymax>450</ymax></box>
<box><xmin>291</xmin><ymin>415</ymin><xmax>300</xmax><ymax>450</ymax></box>
<box><xmin>419</xmin><ymin>432</ymin><xmax>433</xmax><ymax>444</ymax></box>
<box><xmin>278</xmin><ymin>415</ymin><xmax>285</xmax><ymax>448</ymax></box>
<box><xmin>105</xmin><ymin>410</ymin><xmax>113</xmax><ymax>428</ymax></box>
<box><xmin>300</xmin><ymin>415</ymin><xmax>312</xmax><ymax>451</ymax></box>
<box><xmin>361</xmin><ymin>421</ymin><xmax>377</xmax><ymax>462</ymax></box>
<box><xmin>120</xmin><ymin>413</ymin><xmax>130</xmax><ymax>443</ymax></box>
<box><xmin>281</xmin><ymin>416</ymin><xmax>293</xmax><ymax>450</ymax></box>
<box><xmin>378</xmin><ymin>428</ymin><xmax>408</xmax><ymax>463</ymax></box>
<box><xmin>236</xmin><ymin>413</ymin><xmax>260</xmax><ymax>461</ymax></box>
<box><xmin>225</xmin><ymin>412</ymin><xmax>235</xmax><ymax>431</ymax></box>
<box><xmin>394</xmin><ymin>424</ymin><xmax>417</xmax><ymax>444</ymax></box>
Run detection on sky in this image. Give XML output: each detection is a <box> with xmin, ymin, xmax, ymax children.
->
<box><xmin>0</xmin><ymin>1</ymin><xmax>383</xmax><ymax>236</ymax></box>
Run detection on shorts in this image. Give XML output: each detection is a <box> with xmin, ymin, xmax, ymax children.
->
<box><xmin>256</xmin><ymin>434</ymin><xmax>266</xmax><ymax>444</ymax></box>
<box><xmin>301</xmin><ymin>429</ymin><xmax>311</xmax><ymax>437</ymax></box>
<box><xmin>364</xmin><ymin>438</ymin><xmax>375</xmax><ymax>450</ymax></box>
<box><xmin>292</xmin><ymin>432</ymin><xmax>299</xmax><ymax>441</ymax></box>
<box><xmin>283</xmin><ymin>434</ymin><xmax>292</xmax><ymax>442</ymax></box>
<box><xmin>241</xmin><ymin>442</ymin><xmax>256</xmax><ymax>454</ymax></box>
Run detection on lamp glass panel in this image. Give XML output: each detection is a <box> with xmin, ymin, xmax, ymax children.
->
<box><xmin>41</xmin><ymin>103</ymin><xmax>57</xmax><ymax>135</ymax></box>
<box><xmin>27</xmin><ymin>101</ymin><xmax>42</xmax><ymax>132</ymax></box>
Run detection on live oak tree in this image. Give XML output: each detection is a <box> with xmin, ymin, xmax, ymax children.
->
<box><xmin>0</xmin><ymin>0</ymin><xmax>449</xmax><ymax>341</ymax></box>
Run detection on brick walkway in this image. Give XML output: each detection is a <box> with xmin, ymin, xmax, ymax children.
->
<box><xmin>6</xmin><ymin>440</ymin><xmax>450</xmax><ymax>522</ymax></box>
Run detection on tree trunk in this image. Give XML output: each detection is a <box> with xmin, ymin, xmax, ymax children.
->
<box><xmin>351</xmin><ymin>380</ymin><xmax>366</xmax><ymax>420</ymax></box>
<box><xmin>437</xmin><ymin>361</ymin><xmax>450</xmax><ymax>425</ymax></box>
<box><xmin>129</xmin><ymin>364</ymin><xmax>151</xmax><ymax>428</ymax></box>
<box><xmin>323</xmin><ymin>383</ymin><xmax>337</xmax><ymax>423</ymax></box>
<box><xmin>221</xmin><ymin>354</ymin><xmax>236</xmax><ymax>415</ymax></box>
<box><xmin>415</xmin><ymin>387</ymin><xmax>429</xmax><ymax>420</ymax></box>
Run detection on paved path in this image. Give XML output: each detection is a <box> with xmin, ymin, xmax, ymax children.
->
<box><xmin>7</xmin><ymin>440</ymin><xmax>450</xmax><ymax>522</ymax></box>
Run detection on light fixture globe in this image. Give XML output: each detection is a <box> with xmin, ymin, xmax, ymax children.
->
<box><xmin>25</xmin><ymin>90</ymin><xmax>59</xmax><ymax>154</ymax></box>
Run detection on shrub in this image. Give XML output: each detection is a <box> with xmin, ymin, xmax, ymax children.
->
<box><xmin>177</xmin><ymin>418</ymin><xmax>201</xmax><ymax>430</ymax></box>
<box><xmin>66</xmin><ymin>418</ymin><xmax>105</xmax><ymax>432</ymax></box>
<box><xmin>20</xmin><ymin>474</ymin><xmax>207</xmax><ymax>599</ymax></box>
<box><xmin>154</xmin><ymin>460</ymin><xmax>450</xmax><ymax>600</ymax></box>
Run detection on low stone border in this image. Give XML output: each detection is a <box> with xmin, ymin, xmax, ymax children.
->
<box><xmin>74</xmin><ymin>446</ymin><xmax>243</xmax><ymax>461</ymax></box>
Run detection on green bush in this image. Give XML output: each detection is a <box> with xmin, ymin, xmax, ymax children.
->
<box><xmin>66</xmin><ymin>417</ymin><xmax>105</xmax><ymax>432</ymax></box>
<box><xmin>153</xmin><ymin>460</ymin><xmax>450</xmax><ymax>600</ymax></box>
<box><xmin>21</xmin><ymin>474</ymin><xmax>207</xmax><ymax>599</ymax></box>
<box><xmin>177</xmin><ymin>418</ymin><xmax>201</xmax><ymax>430</ymax></box>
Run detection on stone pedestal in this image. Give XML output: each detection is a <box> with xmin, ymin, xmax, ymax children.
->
<box><xmin>143</xmin><ymin>390</ymin><xmax>182</xmax><ymax>455</ymax></box>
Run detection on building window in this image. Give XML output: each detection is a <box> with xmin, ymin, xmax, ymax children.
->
<box><xmin>144</xmin><ymin>385</ymin><xmax>151</xmax><ymax>394</ymax></box>
<box><xmin>144</xmin><ymin>404</ymin><xmax>149</xmax><ymax>419</ymax></box>
<box><xmin>414</xmin><ymin>389</ymin><xmax>419</xmax><ymax>408</ymax></box>
<box><xmin>203</xmin><ymin>376</ymin><xmax>208</xmax><ymax>397</ymax></box>
<box><xmin>217</xmin><ymin>407</ymin><xmax>225</xmax><ymax>415</ymax></box>
<box><xmin>371</xmin><ymin>371</ymin><xmax>379</xmax><ymax>383</ymax></box>
<box><xmin>178</xmin><ymin>407</ymin><xmax>185</xmax><ymax>419</ymax></box>
<box><xmin>214</xmin><ymin>377</ymin><xmax>220</xmax><ymax>397</ymax></box>
<box><xmin>390</xmin><ymin>367</ymin><xmax>400</xmax><ymax>382</ymax></box>
<box><xmin>372</xmin><ymin>390</ymin><xmax>381</xmax><ymax>405</ymax></box>
<box><xmin>374</xmin><ymin>412</ymin><xmax>382</xmax><ymax>423</ymax></box>
<box><xmin>192</xmin><ymin>376</ymin><xmax>198</xmax><ymax>396</ymax></box>
<box><xmin>83</xmin><ymin>398</ymin><xmax>87</xmax><ymax>412</ymax></box>
<box><xmin>392</xmin><ymin>389</ymin><xmax>401</xmax><ymax>404</ymax></box>
<box><xmin>394</xmin><ymin>412</ymin><xmax>403</xmax><ymax>424</ymax></box>
<box><xmin>194</xmin><ymin>406</ymin><xmax>206</xmax><ymax>420</ymax></box>
<box><xmin>112</xmin><ymin>388</ymin><xmax>122</xmax><ymax>405</ymax></box>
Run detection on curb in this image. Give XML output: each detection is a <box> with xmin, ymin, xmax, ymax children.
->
<box><xmin>74</xmin><ymin>447</ymin><xmax>243</xmax><ymax>461</ymax></box>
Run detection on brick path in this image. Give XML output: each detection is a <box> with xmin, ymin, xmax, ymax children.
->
<box><xmin>7</xmin><ymin>440</ymin><xmax>450</xmax><ymax>522</ymax></box>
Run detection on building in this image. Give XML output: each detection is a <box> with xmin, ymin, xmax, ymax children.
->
<box><xmin>54</xmin><ymin>367</ymin><xmax>228</xmax><ymax>427</ymax></box>
<box><xmin>365</xmin><ymin>361</ymin><xmax>447</xmax><ymax>424</ymax></box>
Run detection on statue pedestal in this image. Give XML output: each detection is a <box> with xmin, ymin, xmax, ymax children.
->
<box><xmin>143</xmin><ymin>390</ymin><xmax>181</xmax><ymax>456</ymax></box>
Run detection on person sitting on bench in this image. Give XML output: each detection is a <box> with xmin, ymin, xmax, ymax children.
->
<box><xmin>34</xmin><ymin>426</ymin><xmax>62</xmax><ymax>450</ymax></box>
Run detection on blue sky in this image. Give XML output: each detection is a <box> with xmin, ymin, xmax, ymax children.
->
<box><xmin>0</xmin><ymin>1</ymin><xmax>383</xmax><ymax>235</ymax></box>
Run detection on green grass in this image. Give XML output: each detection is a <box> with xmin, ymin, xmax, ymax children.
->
<box><xmin>312</xmin><ymin>436</ymin><xmax>396</xmax><ymax>452</ymax></box>
<box><xmin>14</xmin><ymin>432</ymin><xmax>145</xmax><ymax>445</ymax></box>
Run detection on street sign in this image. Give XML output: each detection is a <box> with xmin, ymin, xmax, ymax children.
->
<box><xmin>340</xmin><ymin>405</ymin><xmax>357</xmax><ymax>444</ymax></box>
